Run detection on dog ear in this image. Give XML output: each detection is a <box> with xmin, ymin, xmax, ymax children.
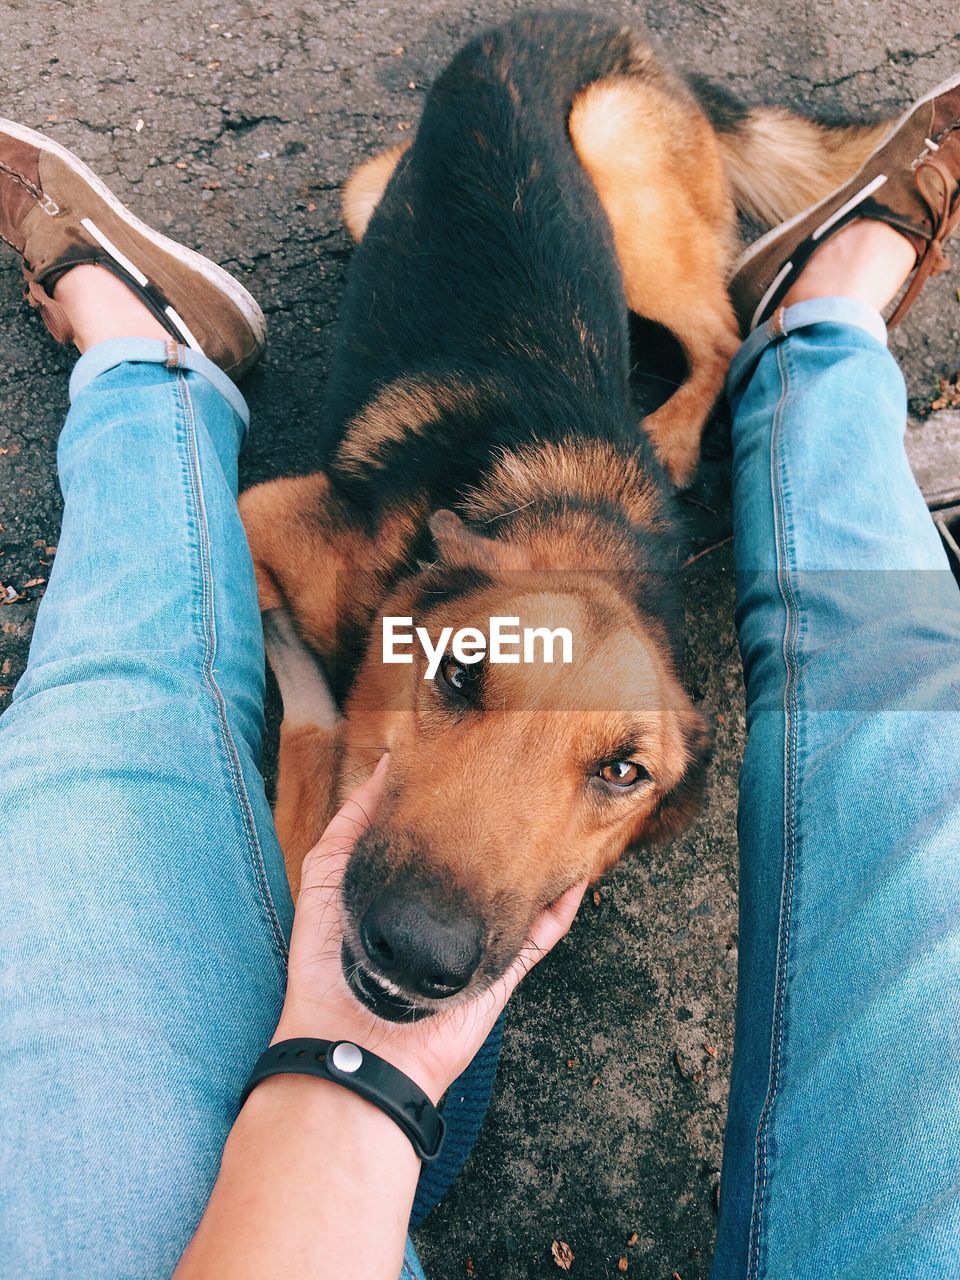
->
<box><xmin>635</xmin><ymin>703</ymin><xmax>713</xmax><ymax>849</ymax></box>
<box><xmin>429</xmin><ymin>509</ymin><xmax>532</xmax><ymax>572</ymax></box>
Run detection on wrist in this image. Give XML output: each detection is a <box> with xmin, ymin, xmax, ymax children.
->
<box><xmin>234</xmin><ymin>1071</ymin><xmax>421</xmax><ymax>1187</ymax></box>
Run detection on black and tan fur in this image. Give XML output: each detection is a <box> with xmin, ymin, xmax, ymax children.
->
<box><xmin>240</xmin><ymin>13</ymin><xmax>887</xmax><ymax>1017</ymax></box>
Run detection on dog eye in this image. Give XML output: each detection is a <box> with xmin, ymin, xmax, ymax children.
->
<box><xmin>598</xmin><ymin>759</ymin><xmax>649</xmax><ymax>789</ymax></box>
<box><xmin>438</xmin><ymin>656</ymin><xmax>476</xmax><ymax>698</ymax></box>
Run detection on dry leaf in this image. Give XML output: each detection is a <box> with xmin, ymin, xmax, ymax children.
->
<box><xmin>930</xmin><ymin>373</ymin><xmax>960</xmax><ymax>413</ymax></box>
<box><xmin>617</xmin><ymin>1259</ymin><xmax>628</xmax><ymax>1272</ymax></box>
<box><xmin>551</xmin><ymin>1240</ymin><xmax>574</xmax><ymax>1271</ymax></box>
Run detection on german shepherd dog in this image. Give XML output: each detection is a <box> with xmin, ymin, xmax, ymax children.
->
<box><xmin>240</xmin><ymin>13</ymin><xmax>886</xmax><ymax>1020</ymax></box>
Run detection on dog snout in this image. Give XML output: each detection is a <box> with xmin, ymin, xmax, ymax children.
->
<box><xmin>360</xmin><ymin>888</ymin><xmax>484</xmax><ymax>998</ymax></box>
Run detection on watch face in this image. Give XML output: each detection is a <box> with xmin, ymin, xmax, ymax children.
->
<box><xmin>331</xmin><ymin>1042</ymin><xmax>364</xmax><ymax>1073</ymax></box>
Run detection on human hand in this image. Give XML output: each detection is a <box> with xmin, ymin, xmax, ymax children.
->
<box><xmin>274</xmin><ymin>753</ymin><xmax>586</xmax><ymax>1102</ymax></box>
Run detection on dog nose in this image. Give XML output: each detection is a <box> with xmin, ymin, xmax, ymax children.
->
<box><xmin>360</xmin><ymin>889</ymin><xmax>484</xmax><ymax>998</ymax></box>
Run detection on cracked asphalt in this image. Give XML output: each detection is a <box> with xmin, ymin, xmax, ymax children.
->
<box><xmin>1</xmin><ymin>3</ymin><xmax>958</xmax><ymax>1278</ymax></box>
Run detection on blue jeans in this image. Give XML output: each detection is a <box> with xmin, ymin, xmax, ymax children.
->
<box><xmin>0</xmin><ymin>339</ymin><xmax>424</xmax><ymax>1280</ymax></box>
<box><xmin>713</xmin><ymin>299</ymin><xmax>960</xmax><ymax>1278</ymax></box>
<box><xmin>1</xmin><ymin>301</ymin><xmax>958</xmax><ymax>1278</ymax></box>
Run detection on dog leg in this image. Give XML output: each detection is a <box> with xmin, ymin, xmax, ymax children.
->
<box><xmin>241</xmin><ymin>473</ymin><xmax>418</xmax><ymax>892</ymax></box>
<box><xmin>275</xmin><ymin>721</ymin><xmax>342</xmax><ymax>900</ymax></box>
<box><xmin>342</xmin><ymin>141</ymin><xmax>411</xmax><ymax>242</ymax></box>
<box><xmin>263</xmin><ymin>608</ymin><xmax>343</xmax><ymax>898</ymax></box>
<box><xmin>636</xmin><ymin>290</ymin><xmax>741</xmax><ymax>487</ymax></box>
<box><xmin>241</xmin><ymin>474</ymin><xmax>359</xmax><ymax>895</ymax></box>
<box><xmin>241</xmin><ymin>472</ymin><xmax>371</xmax><ymax>661</ymax></box>
<box><xmin>569</xmin><ymin>77</ymin><xmax>740</xmax><ymax>486</ymax></box>
<box><xmin>264</xmin><ymin>608</ymin><xmax>340</xmax><ymax>731</ymax></box>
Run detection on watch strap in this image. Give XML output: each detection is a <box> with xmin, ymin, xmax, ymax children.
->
<box><xmin>241</xmin><ymin>1037</ymin><xmax>446</xmax><ymax>1163</ymax></box>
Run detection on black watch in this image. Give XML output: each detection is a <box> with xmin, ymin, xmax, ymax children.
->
<box><xmin>241</xmin><ymin>1037</ymin><xmax>446</xmax><ymax>1163</ymax></box>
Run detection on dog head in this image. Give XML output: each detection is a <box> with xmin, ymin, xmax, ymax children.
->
<box><xmin>336</xmin><ymin>510</ymin><xmax>710</xmax><ymax>1020</ymax></box>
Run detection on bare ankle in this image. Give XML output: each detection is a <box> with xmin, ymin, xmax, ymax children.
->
<box><xmin>53</xmin><ymin>264</ymin><xmax>170</xmax><ymax>352</ymax></box>
<box><xmin>781</xmin><ymin>219</ymin><xmax>918</xmax><ymax>313</ymax></box>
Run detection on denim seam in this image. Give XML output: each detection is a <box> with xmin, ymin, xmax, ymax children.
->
<box><xmin>175</xmin><ymin>372</ymin><xmax>289</xmax><ymax>964</ymax></box>
<box><xmin>747</xmin><ymin>336</ymin><xmax>803</xmax><ymax>1280</ymax></box>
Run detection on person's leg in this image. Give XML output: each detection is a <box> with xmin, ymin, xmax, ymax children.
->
<box><xmin>0</xmin><ymin>130</ymin><xmax>434</xmax><ymax>1277</ymax></box>
<box><xmin>0</xmin><ymin>326</ymin><xmax>296</xmax><ymax>1278</ymax></box>
<box><xmin>714</xmin><ymin>221</ymin><xmax>960</xmax><ymax>1279</ymax></box>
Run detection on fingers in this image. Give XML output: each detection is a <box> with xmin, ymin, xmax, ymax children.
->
<box><xmin>528</xmin><ymin>879</ymin><xmax>589</xmax><ymax>953</ymax></box>
<box><xmin>299</xmin><ymin>753</ymin><xmax>389</xmax><ymax>891</ymax></box>
<box><xmin>317</xmin><ymin>751</ymin><xmax>390</xmax><ymax>851</ymax></box>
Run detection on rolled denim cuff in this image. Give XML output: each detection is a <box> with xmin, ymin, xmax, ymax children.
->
<box><xmin>727</xmin><ymin>297</ymin><xmax>889</xmax><ymax>414</ymax></box>
<box><xmin>401</xmin><ymin>1239</ymin><xmax>427</xmax><ymax>1280</ymax></box>
<box><xmin>69</xmin><ymin>337</ymin><xmax>250</xmax><ymax>430</ymax></box>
